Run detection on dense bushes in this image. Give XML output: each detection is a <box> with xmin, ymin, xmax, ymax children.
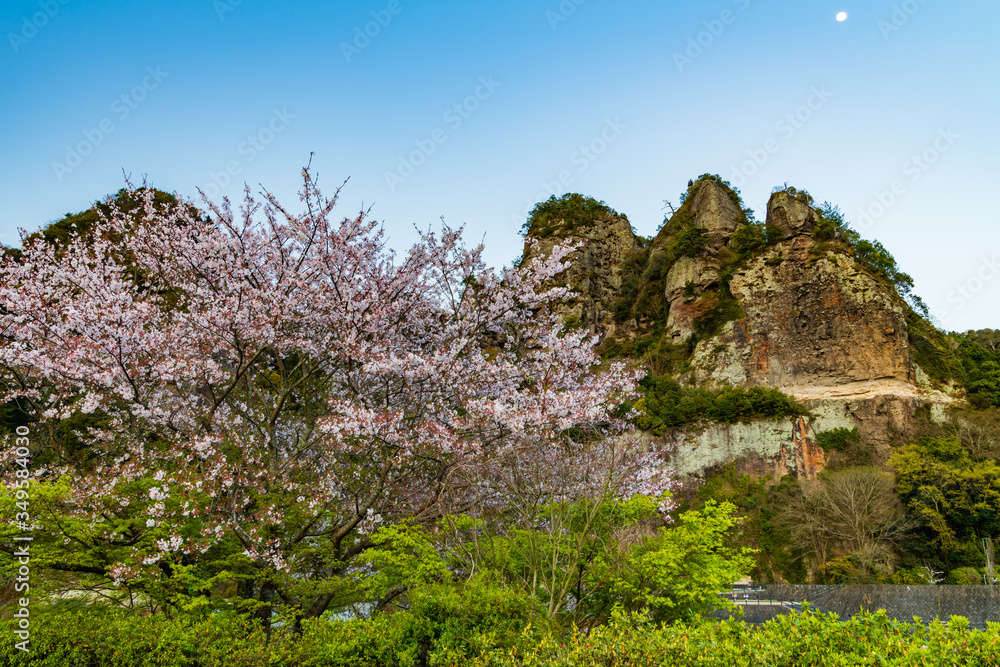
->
<box><xmin>0</xmin><ymin>581</ymin><xmax>546</xmax><ymax>667</ymax></box>
<box><xmin>912</xmin><ymin>326</ymin><xmax>1000</xmax><ymax>405</ymax></box>
<box><xmin>958</xmin><ymin>334</ymin><xmax>1000</xmax><ymax>408</ymax></box>
<box><xmin>805</xmin><ymin>199</ymin><xmax>931</xmax><ymax>317</ymax></box>
<box><xmin>634</xmin><ymin>377</ymin><xmax>808</xmax><ymax>433</ymax></box>
<box><xmin>671</xmin><ymin>225</ymin><xmax>708</xmax><ymax>258</ymax></box>
<box><xmin>4</xmin><ymin>606</ymin><xmax>998</xmax><ymax>666</ymax></box>
<box><xmin>0</xmin><ymin>607</ymin><xmax>271</xmax><ymax>667</ymax></box>
<box><xmin>815</xmin><ymin>428</ymin><xmax>861</xmax><ymax>453</ymax></box>
<box><xmin>0</xmin><ymin>502</ymin><xmax>755</xmax><ymax>665</ymax></box>
<box><xmin>474</xmin><ymin>608</ymin><xmax>1000</xmax><ymax>666</ymax></box>
<box><xmin>890</xmin><ymin>437</ymin><xmax>1000</xmax><ymax>570</ymax></box>
<box><xmin>729</xmin><ymin>222</ymin><xmax>766</xmax><ymax>256</ymax></box>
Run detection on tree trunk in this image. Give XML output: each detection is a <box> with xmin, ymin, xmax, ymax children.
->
<box><xmin>254</xmin><ymin>582</ymin><xmax>277</xmax><ymax>641</ymax></box>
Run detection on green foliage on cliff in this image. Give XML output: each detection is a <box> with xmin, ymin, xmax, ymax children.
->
<box><xmin>854</xmin><ymin>238</ymin><xmax>928</xmax><ymax>315</ymax></box>
<box><xmin>520</xmin><ymin>192</ymin><xmax>622</xmax><ymax>238</ymax></box>
<box><xmin>807</xmin><ymin>199</ymin><xmax>931</xmax><ymax>316</ymax></box>
<box><xmin>692</xmin><ymin>281</ymin><xmax>744</xmax><ymax>340</ymax></box>
<box><xmin>907</xmin><ymin>310</ymin><xmax>964</xmax><ymax>385</ymax></box>
<box><xmin>904</xmin><ymin>321</ymin><xmax>1000</xmax><ymax>399</ymax></box>
<box><xmin>608</xmin><ymin>175</ymin><xmax>759</xmax><ymax>370</ymax></box>
<box><xmin>815</xmin><ymin>427</ymin><xmax>861</xmax><ymax>453</ymax></box>
<box><xmin>968</xmin><ymin>362</ymin><xmax>1000</xmax><ymax>408</ymax></box>
<box><xmin>634</xmin><ymin>377</ymin><xmax>808</xmax><ymax>433</ymax></box>
<box><xmin>957</xmin><ymin>333</ymin><xmax>1000</xmax><ymax>408</ymax></box>
<box><xmin>672</xmin><ymin>225</ymin><xmax>709</xmax><ymax>258</ymax></box>
<box><xmin>729</xmin><ymin>222</ymin><xmax>766</xmax><ymax>256</ymax></box>
<box><xmin>612</xmin><ymin>246</ymin><xmax>651</xmax><ymax>323</ymax></box>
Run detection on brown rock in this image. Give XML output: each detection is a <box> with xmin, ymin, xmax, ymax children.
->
<box><xmin>767</xmin><ymin>190</ymin><xmax>820</xmax><ymax>238</ymax></box>
<box><xmin>522</xmin><ymin>209</ymin><xmax>641</xmax><ymax>334</ymax></box>
<box><xmin>694</xmin><ymin>237</ymin><xmax>911</xmax><ymax>388</ymax></box>
<box><xmin>659</xmin><ymin>180</ymin><xmax>746</xmax><ymax>338</ymax></box>
<box><xmin>688</xmin><ymin>179</ymin><xmax>745</xmax><ymax>251</ymax></box>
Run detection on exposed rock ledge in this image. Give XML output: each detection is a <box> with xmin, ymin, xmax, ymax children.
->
<box><xmin>666</xmin><ymin>390</ymin><xmax>954</xmax><ymax>481</ymax></box>
<box><xmin>782</xmin><ymin>378</ymin><xmax>954</xmax><ymax>403</ymax></box>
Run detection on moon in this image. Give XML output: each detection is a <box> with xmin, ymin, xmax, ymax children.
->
<box><xmin>836</xmin><ymin>11</ymin><xmax>848</xmax><ymax>21</ymax></box>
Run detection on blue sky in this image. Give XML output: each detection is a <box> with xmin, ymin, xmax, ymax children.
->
<box><xmin>2</xmin><ymin>0</ymin><xmax>998</xmax><ymax>330</ymax></box>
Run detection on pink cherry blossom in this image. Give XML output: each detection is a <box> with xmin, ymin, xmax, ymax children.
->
<box><xmin>0</xmin><ymin>165</ymin><xmax>675</xmax><ymax>618</ymax></box>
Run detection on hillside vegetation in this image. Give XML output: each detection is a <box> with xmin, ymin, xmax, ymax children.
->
<box><xmin>2</xmin><ymin>174</ymin><xmax>999</xmax><ymax>664</ymax></box>
<box><xmin>522</xmin><ymin>175</ymin><xmax>1000</xmax><ymax>586</ymax></box>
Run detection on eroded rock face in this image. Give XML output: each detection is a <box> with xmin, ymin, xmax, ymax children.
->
<box><xmin>687</xmin><ymin>179</ymin><xmax>744</xmax><ymax>251</ymax></box>
<box><xmin>663</xmin><ymin>415</ymin><xmax>829</xmax><ymax>481</ymax></box>
<box><xmin>663</xmin><ymin>257</ymin><xmax>720</xmax><ymax>338</ymax></box>
<box><xmin>525</xmin><ymin>178</ymin><xmax>948</xmax><ymax>481</ymax></box>
<box><xmin>685</xmin><ymin>190</ymin><xmax>911</xmax><ymax>390</ymax></box>
<box><xmin>694</xmin><ymin>237</ymin><xmax>911</xmax><ymax>388</ymax></box>
<box><xmin>767</xmin><ymin>190</ymin><xmax>820</xmax><ymax>238</ymax></box>
<box><xmin>522</xmin><ymin>210</ymin><xmax>640</xmax><ymax>333</ymax></box>
<box><xmin>662</xmin><ymin>181</ymin><xmax>745</xmax><ymax>338</ymax></box>
<box><xmin>666</xmin><ymin>392</ymin><xmax>950</xmax><ymax>480</ymax></box>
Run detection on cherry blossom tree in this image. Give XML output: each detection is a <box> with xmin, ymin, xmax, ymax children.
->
<box><xmin>0</xmin><ymin>166</ymin><xmax>673</xmax><ymax>624</ymax></box>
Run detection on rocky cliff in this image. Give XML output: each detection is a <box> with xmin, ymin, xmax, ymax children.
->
<box><xmin>691</xmin><ymin>190</ymin><xmax>911</xmax><ymax>392</ymax></box>
<box><xmin>521</xmin><ymin>196</ymin><xmax>643</xmax><ymax>334</ymax></box>
<box><xmin>522</xmin><ymin>176</ymin><xmax>957</xmax><ymax>481</ymax></box>
<box><xmin>659</xmin><ymin>180</ymin><xmax>745</xmax><ymax>339</ymax></box>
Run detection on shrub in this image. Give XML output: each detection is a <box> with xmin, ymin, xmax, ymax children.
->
<box><xmin>522</xmin><ymin>193</ymin><xmax>620</xmax><ymax>238</ymax></box>
<box><xmin>813</xmin><ymin>216</ymin><xmax>836</xmax><ymax>241</ymax></box>
<box><xmin>0</xmin><ymin>606</ymin><xmax>270</xmax><ymax>667</ymax></box>
<box><xmin>470</xmin><ymin>608</ymin><xmax>1000</xmax><ymax>666</ymax></box>
<box><xmin>672</xmin><ymin>226</ymin><xmax>709</xmax><ymax>258</ymax></box>
<box><xmin>764</xmin><ymin>221</ymin><xmax>786</xmax><ymax>245</ymax></box>
<box><xmin>9</xmin><ymin>602</ymin><xmax>1000</xmax><ymax>666</ymax></box>
<box><xmin>947</xmin><ymin>567</ymin><xmax>984</xmax><ymax>585</ymax></box>
<box><xmin>815</xmin><ymin>427</ymin><xmax>861</xmax><ymax>453</ymax></box>
<box><xmin>885</xmin><ymin>566</ymin><xmax>934</xmax><ymax>584</ymax></box>
<box><xmin>730</xmin><ymin>224</ymin><xmax>766</xmax><ymax>257</ymax></box>
<box><xmin>636</xmin><ymin>377</ymin><xmax>807</xmax><ymax>433</ymax></box>
<box><xmin>968</xmin><ymin>361</ymin><xmax>1000</xmax><ymax>408</ymax></box>
<box><xmin>0</xmin><ymin>582</ymin><xmax>547</xmax><ymax>667</ymax></box>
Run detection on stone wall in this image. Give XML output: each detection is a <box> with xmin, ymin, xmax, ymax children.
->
<box><xmin>765</xmin><ymin>584</ymin><xmax>1000</xmax><ymax>628</ymax></box>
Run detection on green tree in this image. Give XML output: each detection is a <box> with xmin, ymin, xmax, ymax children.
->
<box><xmin>604</xmin><ymin>501</ymin><xmax>756</xmax><ymax>623</ymax></box>
<box><xmin>968</xmin><ymin>361</ymin><xmax>1000</xmax><ymax>409</ymax></box>
<box><xmin>671</xmin><ymin>225</ymin><xmax>709</xmax><ymax>258</ymax></box>
<box><xmin>890</xmin><ymin>437</ymin><xmax>1000</xmax><ymax>567</ymax></box>
<box><xmin>442</xmin><ymin>496</ymin><xmax>663</xmax><ymax>626</ymax></box>
<box><xmin>730</xmin><ymin>223</ymin><xmax>766</xmax><ymax>256</ymax></box>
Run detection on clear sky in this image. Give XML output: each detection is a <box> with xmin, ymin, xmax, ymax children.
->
<box><xmin>2</xmin><ymin>0</ymin><xmax>998</xmax><ymax>331</ymax></box>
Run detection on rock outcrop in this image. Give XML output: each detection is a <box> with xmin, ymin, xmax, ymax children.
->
<box><xmin>686</xmin><ymin>178</ymin><xmax>745</xmax><ymax>251</ymax></box>
<box><xmin>766</xmin><ymin>190</ymin><xmax>820</xmax><ymax>238</ymax></box>
<box><xmin>693</xmin><ymin>239</ymin><xmax>911</xmax><ymax>389</ymax></box>
<box><xmin>660</xmin><ymin>180</ymin><xmax>745</xmax><ymax>339</ymax></box>
<box><xmin>665</xmin><ymin>391</ymin><xmax>948</xmax><ymax>481</ymax></box>
<box><xmin>521</xmin><ymin>204</ymin><xmax>641</xmax><ymax>334</ymax></box>
<box><xmin>689</xmin><ymin>190</ymin><xmax>911</xmax><ymax>390</ymax></box>
<box><xmin>522</xmin><ymin>178</ymin><xmax>958</xmax><ymax>481</ymax></box>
